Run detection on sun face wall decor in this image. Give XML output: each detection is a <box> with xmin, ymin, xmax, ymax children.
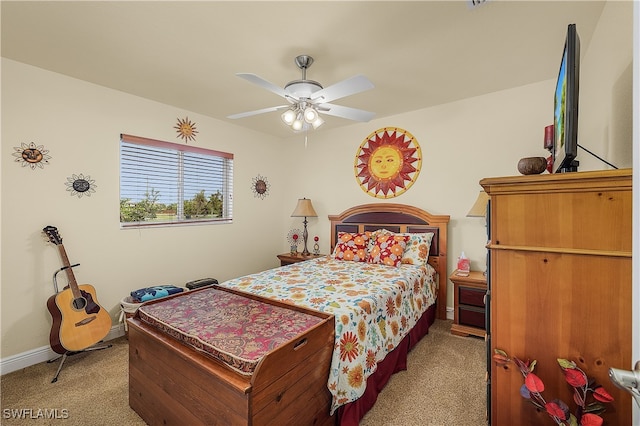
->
<box><xmin>174</xmin><ymin>117</ymin><xmax>198</xmax><ymax>143</ymax></box>
<box><xmin>354</xmin><ymin>127</ymin><xmax>422</xmax><ymax>198</ymax></box>
<box><xmin>12</xmin><ymin>142</ymin><xmax>51</xmax><ymax>170</ymax></box>
<box><xmin>65</xmin><ymin>173</ymin><xmax>97</xmax><ymax>198</ymax></box>
<box><xmin>251</xmin><ymin>175</ymin><xmax>270</xmax><ymax>199</ymax></box>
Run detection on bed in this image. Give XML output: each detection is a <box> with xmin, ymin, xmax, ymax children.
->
<box><xmin>128</xmin><ymin>203</ymin><xmax>449</xmax><ymax>425</ymax></box>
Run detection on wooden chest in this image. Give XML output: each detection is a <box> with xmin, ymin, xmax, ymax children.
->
<box><xmin>128</xmin><ymin>286</ymin><xmax>335</xmax><ymax>425</ymax></box>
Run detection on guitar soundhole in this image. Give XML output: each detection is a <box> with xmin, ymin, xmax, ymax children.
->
<box><xmin>72</xmin><ymin>297</ymin><xmax>87</xmax><ymax>310</ymax></box>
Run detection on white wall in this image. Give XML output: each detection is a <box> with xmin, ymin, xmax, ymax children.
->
<box><xmin>579</xmin><ymin>0</ymin><xmax>634</xmax><ymax>170</ymax></box>
<box><xmin>1</xmin><ymin>0</ymin><xmax>634</xmax><ymax>367</ymax></box>
<box><xmin>0</xmin><ymin>59</ymin><xmax>288</xmax><ymax>358</ymax></box>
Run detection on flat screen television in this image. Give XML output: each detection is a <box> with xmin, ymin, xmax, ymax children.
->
<box><xmin>553</xmin><ymin>23</ymin><xmax>580</xmax><ymax>173</ymax></box>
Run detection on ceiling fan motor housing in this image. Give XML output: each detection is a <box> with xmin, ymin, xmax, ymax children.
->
<box><xmin>284</xmin><ymin>80</ymin><xmax>323</xmax><ymax>99</ymax></box>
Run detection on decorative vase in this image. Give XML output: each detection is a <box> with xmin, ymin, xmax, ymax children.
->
<box><xmin>517</xmin><ymin>157</ymin><xmax>547</xmax><ymax>175</ymax></box>
<box><xmin>290</xmin><ymin>245</ymin><xmax>298</xmax><ymax>256</ymax></box>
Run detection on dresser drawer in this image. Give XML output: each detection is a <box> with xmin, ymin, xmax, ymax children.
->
<box><xmin>458</xmin><ymin>286</ymin><xmax>485</xmax><ymax>308</ymax></box>
<box><xmin>459</xmin><ymin>306</ymin><xmax>485</xmax><ymax>329</ymax></box>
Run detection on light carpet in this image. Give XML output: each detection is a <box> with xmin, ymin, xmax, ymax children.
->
<box><xmin>1</xmin><ymin>319</ymin><xmax>486</xmax><ymax>425</ymax></box>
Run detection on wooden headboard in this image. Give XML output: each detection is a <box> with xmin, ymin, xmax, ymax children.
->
<box><xmin>328</xmin><ymin>203</ymin><xmax>450</xmax><ymax>320</ymax></box>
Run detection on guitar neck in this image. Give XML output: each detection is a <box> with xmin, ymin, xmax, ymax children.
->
<box><xmin>56</xmin><ymin>244</ymin><xmax>81</xmax><ymax>299</ymax></box>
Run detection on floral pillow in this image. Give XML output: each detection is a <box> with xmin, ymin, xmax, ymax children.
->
<box><xmin>332</xmin><ymin>232</ymin><xmax>370</xmax><ymax>262</ymax></box>
<box><xmin>399</xmin><ymin>232</ymin><xmax>434</xmax><ymax>266</ymax></box>
<box><xmin>366</xmin><ymin>232</ymin><xmax>410</xmax><ymax>267</ymax></box>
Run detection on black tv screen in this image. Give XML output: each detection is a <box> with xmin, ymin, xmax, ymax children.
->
<box><xmin>553</xmin><ymin>24</ymin><xmax>580</xmax><ymax>173</ymax></box>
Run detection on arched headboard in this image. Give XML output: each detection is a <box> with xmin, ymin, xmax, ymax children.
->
<box><xmin>328</xmin><ymin>203</ymin><xmax>450</xmax><ymax>320</ymax></box>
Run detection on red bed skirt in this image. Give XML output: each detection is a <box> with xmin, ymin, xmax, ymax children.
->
<box><xmin>336</xmin><ymin>303</ymin><xmax>437</xmax><ymax>425</ymax></box>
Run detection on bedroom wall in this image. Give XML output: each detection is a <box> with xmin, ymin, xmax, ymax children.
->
<box><xmin>1</xmin><ymin>0</ymin><xmax>633</xmax><ymax>366</ymax></box>
<box><xmin>279</xmin><ymin>0</ymin><xmax>633</xmax><ymax>323</ymax></box>
<box><xmin>0</xmin><ymin>58</ymin><xmax>289</xmax><ymax>359</ymax></box>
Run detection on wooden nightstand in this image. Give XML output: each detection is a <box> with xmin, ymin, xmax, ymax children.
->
<box><xmin>277</xmin><ymin>252</ymin><xmax>325</xmax><ymax>266</ymax></box>
<box><xmin>449</xmin><ymin>270</ymin><xmax>487</xmax><ymax>338</ymax></box>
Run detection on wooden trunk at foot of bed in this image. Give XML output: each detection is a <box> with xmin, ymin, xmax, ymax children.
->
<box><xmin>128</xmin><ymin>311</ymin><xmax>335</xmax><ymax>426</ymax></box>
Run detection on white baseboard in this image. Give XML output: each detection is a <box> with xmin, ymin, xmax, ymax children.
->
<box><xmin>446</xmin><ymin>306</ymin><xmax>454</xmax><ymax>320</ymax></box>
<box><xmin>0</xmin><ymin>324</ymin><xmax>125</xmax><ymax>376</ymax></box>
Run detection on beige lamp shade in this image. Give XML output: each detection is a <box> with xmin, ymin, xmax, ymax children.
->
<box><xmin>467</xmin><ymin>191</ymin><xmax>489</xmax><ymax>217</ymax></box>
<box><xmin>291</xmin><ymin>198</ymin><xmax>318</xmax><ymax>218</ymax></box>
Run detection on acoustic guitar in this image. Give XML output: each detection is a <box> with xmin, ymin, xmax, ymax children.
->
<box><xmin>43</xmin><ymin>226</ymin><xmax>111</xmax><ymax>354</ymax></box>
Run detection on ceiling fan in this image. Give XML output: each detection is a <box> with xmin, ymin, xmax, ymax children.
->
<box><xmin>228</xmin><ymin>55</ymin><xmax>375</xmax><ymax>132</ymax></box>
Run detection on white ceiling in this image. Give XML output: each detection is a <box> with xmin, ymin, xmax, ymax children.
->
<box><xmin>1</xmin><ymin>1</ymin><xmax>606</xmax><ymax>139</ymax></box>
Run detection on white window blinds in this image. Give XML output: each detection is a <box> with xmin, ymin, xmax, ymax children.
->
<box><xmin>120</xmin><ymin>134</ymin><xmax>233</xmax><ymax>227</ymax></box>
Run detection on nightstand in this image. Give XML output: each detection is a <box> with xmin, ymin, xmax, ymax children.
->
<box><xmin>449</xmin><ymin>270</ymin><xmax>487</xmax><ymax>338</ymax></box>
<box><xmin>277</xmin><ymin>252</ymin><xmax>325</xmax><ymax>266</ymax></box>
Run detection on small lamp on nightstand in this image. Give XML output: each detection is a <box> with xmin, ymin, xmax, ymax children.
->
<box><xmin>291</xmin><ymin>198</ymin><xmax>318</xmax><ymax>256</ymax></box>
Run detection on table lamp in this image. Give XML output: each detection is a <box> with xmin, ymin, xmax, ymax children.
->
<box><xmin>291</xmin><ymin>198</ymin><xmax>318</xmax><ymax>256</ymax></box>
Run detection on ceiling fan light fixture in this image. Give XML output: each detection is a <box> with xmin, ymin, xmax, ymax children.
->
<box><xmin>230</xmin><ymin>55</ymin><xmax>374</xmax><ymax>134</ymax></box>
<box><xmin>281</xmin><ymin>109</ymin><xmax>296</xmax><ymax>125</ymax></box>
<box><xmin>292</xmin><ymin>117</ymin><xmax>304</xmax><ymax>131</ymax></box>
<box><xmin>303</xmin><ymin>106</ymin><xmax>318</xmax><ymax>123</ymax></box>
<box><xmin>311</xmin><ymin>115</ymin><xmax>324</xmax><ymax>129</ymax></box>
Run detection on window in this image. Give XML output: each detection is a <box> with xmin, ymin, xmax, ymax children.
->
<box><xmin>120</xmin><ymin>134</ymin><xmax>233</xmax><ymax>228</ymax></box>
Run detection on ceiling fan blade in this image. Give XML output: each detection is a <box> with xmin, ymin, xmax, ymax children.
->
<box><xmin>318</xmin><ymin>103</ymin><xmax>375</xmax><ymax>122</ymax></box>
<box><xmin>311</xmin><ymin>75</ymin><xmax>374</xmax><ymax>104</ymax></box>
<box><xmin>236</xmin><ymin>73</ymin><xmax>288</xmax><ymax>98</ymax></box>
<box><xmin>227</xmin><ymin>105</ymin><xmax>289</xmax><ymax>119</ymax></box>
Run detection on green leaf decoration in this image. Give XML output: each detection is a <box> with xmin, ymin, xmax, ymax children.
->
<box><xmin>494</xmin><ymin>348</ymin><xmax>509</xmax><ymax>357</ymax></box>
<box><xmin>568</xmin><ymin>413</ymin><xmax>579</xmax><ymax>426</ymax></box>
<box><xmin>584</xmin><ymin>401</ymin><xmax>607</xmax><ymax>414</ymax></box>
<box><xmin>557</xmin><ymin>358</ymin><xmax>576</xmax><ymax>369</ymax></box>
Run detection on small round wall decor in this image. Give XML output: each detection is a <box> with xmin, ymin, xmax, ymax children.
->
<box><xmin>12</xmin><ymin>142</ymin><xmax>51</xmax><ymax>170</ymax></box>
<box><xmin>174</xmin><ymin>116</ymin><xmax>198</xmax><ymax>143</ymax></box>
<box><xmin>354</xmin><ymin>127</ymin><xmax>422</xmax><ymax>198</ymax></box>
<box><xmin>65</xmin><ymin>173</ymin><xmax>97</xmax><ymax>198</ymax></box>
<box><xmin>251</xmin><ymin>175</ymin><xmax>270</xmax><ymax>199</ymax></box>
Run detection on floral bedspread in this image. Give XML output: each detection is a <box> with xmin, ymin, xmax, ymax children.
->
<box><xmin>219</xmin><ymin>256</ymin><xmax>436</xmax><ymax>414</ymax></box>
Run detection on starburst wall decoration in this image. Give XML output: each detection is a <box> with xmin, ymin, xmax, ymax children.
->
<box><xmin>12</xmin><ymin>142</ymin><xmax>52</xmax><ymax>170</ymax></box>
<box><xmin>354</xmin><ymin>127</ymin><xmax>422</xmax><ymax>199</ymax></box>
<box><xmin>65</xmin><ymin>173</ymin><xmax>97</xmax><ymax>198</ymax></box>
<box><xmin>174</xmin><ymin>117</ymin><xmax>198</xmax><ymax>143</ymax></box>
<box><xmin>251</xmin><ymin>175</ymin><xmax>270</xmax><ymax>199</ymax></box>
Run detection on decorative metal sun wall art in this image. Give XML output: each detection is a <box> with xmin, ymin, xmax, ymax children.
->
<box><xmin>251</xmin><ymin>175</ymin><xmax>270</xmax><ymax>199</ymax></box>
<box><xmin>12</xmin><ymin>142</ymin><xmax>52</xmax><ymax>170</ymax></box>
<box><xmin>354</xmin><ymin>127</ymin><xmax>422</xmax><ymax>198</ymax></box>
<box><xmin>65</xmin><ymin>174</ymin><xmax>97</xmax><ymax>198</ymax></box>
<box><xmin>174</xmin><ymin>117</ymin><xmax>198</xmax><ymax>143</ymax></box>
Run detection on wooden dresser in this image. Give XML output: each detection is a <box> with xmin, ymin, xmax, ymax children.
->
<box><xmin>480</xmin><ymin>169</ymin><xmax>632</xmax><ymax>426</ymax></box>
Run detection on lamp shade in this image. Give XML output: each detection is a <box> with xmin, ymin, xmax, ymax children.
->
<box><xmin>291</xmin><ymin>198</ymin><xmax>317</xmax><ymax>217</ymax></box>
<box><xmin>467</xmin><ymin>191</ymin><xmax>489</xmax><ymax>217</ymax></box>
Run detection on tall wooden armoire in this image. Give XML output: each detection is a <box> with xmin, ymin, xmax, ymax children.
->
<box><xmin>480</xmin><ymin>169</ymin><xmax>632</xmax><ymax>425</ymax></box>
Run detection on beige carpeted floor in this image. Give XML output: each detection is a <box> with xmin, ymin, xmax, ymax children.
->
<box><xmin>1</xmin><ymin>319</ymin><xmax>486</xmax><ymax>425</ymax></box>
